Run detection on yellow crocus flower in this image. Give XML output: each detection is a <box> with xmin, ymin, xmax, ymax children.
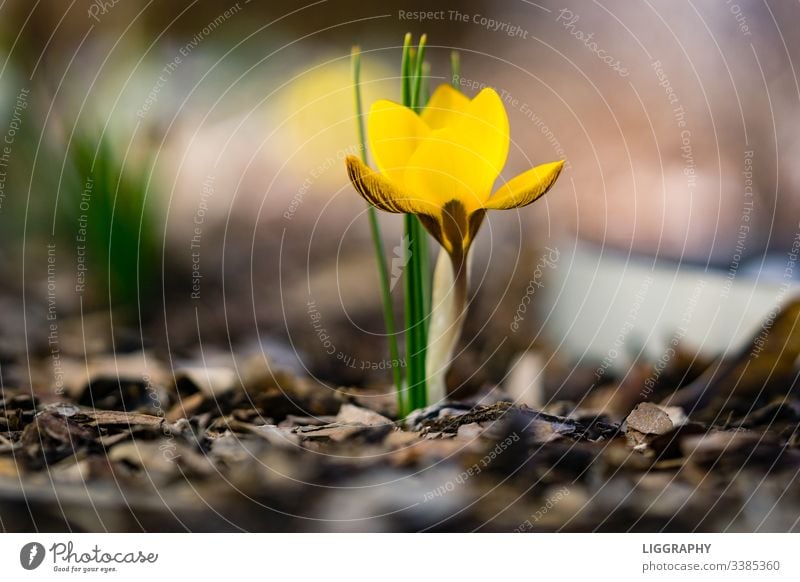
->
<box><xmin>346</xmin><ymin>84</ymin><xmax>564</xmax><ymax>402</ymax></box>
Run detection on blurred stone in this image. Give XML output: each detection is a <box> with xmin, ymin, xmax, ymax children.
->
<box><xmin>335</xmin><ymin>403</ymin><xmax>392</xmax><ymax>427</ymax></box>
<box><xmin>505</xmin><ymin>351</ymin><xmax>545</xmax><ymax>408</ymax></box>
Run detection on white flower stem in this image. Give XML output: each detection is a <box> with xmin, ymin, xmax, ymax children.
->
<box><xmin>425</xmin><ymin>247</ymin><xmax>469</xmax><ymax>403</ymax></box>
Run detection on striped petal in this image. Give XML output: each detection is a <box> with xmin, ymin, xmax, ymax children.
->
<box><xmin>345</xmin><ymin>155</ymin><xmax>437</xmax><ymax>216</ymax></box>
<box><xmin>485</xmin><ymin>160</ymin><xmax>564</xmax><ymax>210</ymax></box>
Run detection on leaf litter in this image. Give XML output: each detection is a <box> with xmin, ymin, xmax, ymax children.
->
<box><xmin>1</xmin><ymin>300</ymin><xmax>800</xmax><ymax>531</ymax></box>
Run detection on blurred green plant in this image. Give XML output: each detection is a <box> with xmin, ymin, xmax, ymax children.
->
<box><xmin>61</xmin><ymin>131</ymin><xmax>160</xmax><ymax>316</ymax></box>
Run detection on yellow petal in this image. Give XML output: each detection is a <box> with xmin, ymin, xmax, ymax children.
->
<box><xmin>484</xmin><ymin>160</ymin><xmax>564</xmax><ymax>210</ymax></box>
<box><xmin>367</xmin><ymin>99</ymin><xmax>429</xmax><ymax>187</ymax></box>
<box><xmin>461</xmin><ymin>88</ymin><xmax>509</xmax><ymax>194</ymax></box>
<box><xmin>422</xmin><ymin>86</ymin><xmax>509</xmax><ymax>198</ymax></box>
<box><xmin>404</xmin><ymin>127</ymin><xmax>498</xmax><ymax>215</ymax></box>
<box><xmin>345</xmin><ymin>155</ymin><xmax>438</xmax><ymax>215</ymax></box>
<box><xmin>421</xmin><ymin>84</ymin><xmax>471</xmax><ymax>130</ymax></box>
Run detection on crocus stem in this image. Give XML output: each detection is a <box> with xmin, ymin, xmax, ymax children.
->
<box><xmin>420</xmin><ymin>61</ymin><xmax>431</xmax><ymax>107</ymax></box>
<box><xmin>404</xmin><ymin>214</ymin><xmax>427</xmax><ymax>410</ymax></box>
<box><xmin>413</xmin><ymin>46</ymin><xmax>432</xmax><ymax>335</ymax></box>
<box><xmin>400</xmin><ymin>33</ymin><xmax>432</xmax><ymax>412</ymax></box>
<box><xmin>450</xmin><ymin>50</ymin><xmax>460</xmax><ymax>87</ymax></box>
<box><xmin>426</xmin><ymin>248</ymin><xmax>469</xmax><ymax>403</ymax></box>
<box><xmin>411</xmin><ymin>35</ymin><xmax>430</xmax><ymax>409</ymax></box>
<box><xmin>401</xmin><ymin>33</ymin><xmax>413</xmax><ymax>109</ymax></box>
<box><xmin>411</xmin><ymin>34</ymin><xmax>427</xmax><ymax>113</ymax></box>
<box><xmin>351</xmin><ymin>46</ymin><xmax>404</xmax><ymax>409</ymax></box>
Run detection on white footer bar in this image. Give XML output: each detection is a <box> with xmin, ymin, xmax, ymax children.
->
<box><xmin>1</xmin><ymin>533</ymin><xmax>797</xmax><ymax>580</ymax></box>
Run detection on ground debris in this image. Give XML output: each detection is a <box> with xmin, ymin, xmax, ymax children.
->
<box><xmin>2</xmin><ymin>304</ymin><xmax>800</xmax><ymax>532</ymax></box>
<box><xmin>415</xmin><ymin>401</ymin><xmax>619</xmax><ymax>443</ymax></box>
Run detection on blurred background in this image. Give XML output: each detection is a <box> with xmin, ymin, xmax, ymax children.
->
<box><xmin>1</xmin><ymin>0</ymin><xmax>798</xmax><ymax>401</ymax></box>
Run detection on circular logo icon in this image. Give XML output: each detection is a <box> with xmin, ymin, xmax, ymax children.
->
<box><xmin>19</xmin><ymin>542</ymin><xmax>46</xmax><ymax>570</ymax></box>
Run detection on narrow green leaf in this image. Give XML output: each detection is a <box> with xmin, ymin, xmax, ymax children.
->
<box><xmin>450</xmin><ymin>50</ymin><xmax>460</xmax><ymax>88</ymax></box>
<box><xmin>351</xmin><ymin>45</ymin><xmax>405</xmax><ymax>414</ymax></box>
<box><xmin>400</xmin><ymin>33</ymin><xmax>413</xmax><ymax>109</ymax></box>
<box><xmin>411</xmin><ymin>34</ymin><xmax>427</xmax><ymax>112</ymax></box>
<box><xmin>420</xmin><ymin>61</ymin><xmax>431</xmax><ymax>109</ymax></box>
